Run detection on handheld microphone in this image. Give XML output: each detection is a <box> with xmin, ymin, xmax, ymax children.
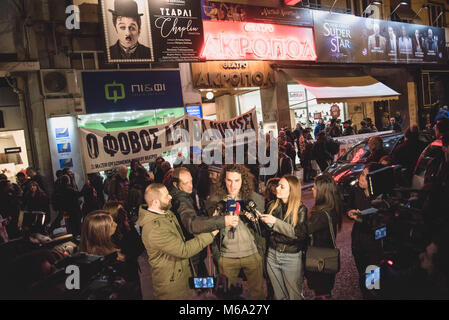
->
<box><xmin>245</xmin><ymin>200</ymin><xmax>263</xmax><ymax>219</ymax></box>
<box><xmin>226</xmin><ymin>200</ymin><xmax>239</xmax><ymax>239</ymax></box>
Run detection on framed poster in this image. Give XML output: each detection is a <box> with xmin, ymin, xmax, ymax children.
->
<box><xmin>149</xmin><ymin>0</ymin><xmax>204</xmax><ymax>62</ymax></box>
<box><xmin>101</xmin><ymin>0</ymin><xmax>154</xmax><ymax>63</ymax></box>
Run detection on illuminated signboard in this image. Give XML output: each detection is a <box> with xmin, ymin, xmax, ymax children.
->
<box><xmin>201</xmin><ymin>21</ymin><xmax>317</xmax><ymax>61</ymax></box>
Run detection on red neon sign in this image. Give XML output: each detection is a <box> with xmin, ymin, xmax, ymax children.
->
<box><xmin>200</xmin><ymin>21</ymin><xmax>317</xmax><ymax>61</ymax></box>
<box><xmin>285</xmin><ymin>0</ymin><xmax>303</xmax><ymax>5</ymax></box>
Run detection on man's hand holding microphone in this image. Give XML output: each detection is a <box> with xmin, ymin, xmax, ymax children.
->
<box><xmin>225</xmin><ymin>215</ymin><xmax>239</xmax><ymax>228</ymax></box>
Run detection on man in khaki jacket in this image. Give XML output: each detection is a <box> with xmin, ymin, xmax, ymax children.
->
<box><xmin>137</xmin><ymin>183</ymin><xmax>218</xmax><ymax>300</ymax></box>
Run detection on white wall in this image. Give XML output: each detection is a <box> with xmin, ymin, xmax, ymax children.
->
<box><xmin>0</xmin><ymin>106</ymin><xmax>24</xmax><ymax>130</ymax></box>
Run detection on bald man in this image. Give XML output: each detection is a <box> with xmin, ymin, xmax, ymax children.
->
<box><xmin>137</xmin><ymin>183</ymin><xmax>218</xmax><ymax>300</ymax></box>
<box><xmin>170</xmin><ymin>167</ymin><xmax>238</xmax><ymax>276</ymax></box>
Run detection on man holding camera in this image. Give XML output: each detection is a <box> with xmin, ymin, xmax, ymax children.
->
<box><xmin>137</xmin><ymin>183</ymin><xmax>219</xmax><ymax>300</ymax></box>
<box><xmin>205</xmin><ymin>164</ymin><xmax>266</xmax><ymax>300</ymax></box>
<box><xmin>170</xmin><ymin>167</ymin><xmax>239</xmax><ymax>276</ymax></box>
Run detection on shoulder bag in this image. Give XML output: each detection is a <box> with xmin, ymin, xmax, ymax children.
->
<box><xmin>305</xmin><ymin>211</ymin><xmax>340</xmax><ymax>274</ymax></box>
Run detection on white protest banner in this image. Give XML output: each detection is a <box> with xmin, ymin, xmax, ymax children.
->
<box><xmin>79</xmin><ymin>108</ymin><xmax>258</xmax><ymax>173</ymax></box>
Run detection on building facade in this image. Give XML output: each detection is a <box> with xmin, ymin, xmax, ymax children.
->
<box><xmin>0</xmin><ymin>0</ymin><xmax>448</xmax><ymax>185</ymax></box>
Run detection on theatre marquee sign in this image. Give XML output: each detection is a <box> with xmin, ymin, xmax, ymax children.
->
<box><xmin>200</xmin><ymin>21</ymin><xmax>317</xmax><ymax>61</ymax></box>
<box><xmin>191</xmin><ymin>61</ymin><xmax>274</xmax><ymax>89</ymax></box>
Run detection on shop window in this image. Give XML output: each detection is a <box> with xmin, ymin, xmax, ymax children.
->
<box><xmin>305</xmin><ymin>0</ymin><xmax>352</xmax><ymax>13</ymax></box>
<box><xmin>428</xmin><ymin>3</ymin><xmax>446</xmax><ymax>27</ymax></box>
<box><xmin>0</xmin><ymin>130</ymin><xmax>28</xmax><ymax>181</ymax></box>
<box><xmin>70</xmin><ymin>52</ymin><xmax>97</xmax><ymax>70</ymax></box>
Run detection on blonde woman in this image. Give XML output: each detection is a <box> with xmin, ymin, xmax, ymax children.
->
<box><xmin>79</xmin><ymin>210</ymin><xmax>142</xmax><ymax>299</ymax></box>
<box><xmin>261</xmin><ymin>175</ymin><xmax>308</xmax><ymax>300</ymax></box>
<box><xmin>79</xmin><ymin>211</ymin><xmax>124</xmax><ymax>260</ymax></box>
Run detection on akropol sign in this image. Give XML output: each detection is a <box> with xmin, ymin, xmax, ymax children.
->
<box><xmin>200</xmin><ymin>21</ymin><xmax>317</xmax><ymax>61</ymax></box>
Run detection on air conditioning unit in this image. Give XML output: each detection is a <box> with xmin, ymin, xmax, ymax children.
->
<box><xmin>40</xmin><ymin>69</ymin><xmax>80</xmax><ymax>97</ymax></box>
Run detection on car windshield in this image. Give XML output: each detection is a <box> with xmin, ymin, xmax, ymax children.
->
<box><xmin>339</xmin><ymin>135</ymin><xmax>403</xmax><ymax>163</ymax></box>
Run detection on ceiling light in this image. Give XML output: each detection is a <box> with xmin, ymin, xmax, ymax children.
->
<box><xmin>206</xmin><ymin>92</ymin><xmax>214</xmax><ymax>100</ymax></box>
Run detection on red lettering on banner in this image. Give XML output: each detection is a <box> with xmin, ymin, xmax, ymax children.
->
<box><xmin>200</xmin><ymin>21</ymin><xmax>317</xmax><ymax>61</ymax></box>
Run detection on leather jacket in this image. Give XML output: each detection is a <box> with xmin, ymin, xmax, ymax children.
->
<box><xmin>267</xmin><ymin>201</ymin><xmax>308</xmax><ymax>253</ymax></box>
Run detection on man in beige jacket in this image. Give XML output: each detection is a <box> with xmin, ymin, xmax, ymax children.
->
<box><xmin>137</xmin><ymin>183</ymin><xmax>219</xmax><ymax>300</ymax></box>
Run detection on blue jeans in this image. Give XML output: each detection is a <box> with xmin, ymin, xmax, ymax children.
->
<box><xmin>266</xmin><ymin>248</ymin><xmax>304</xmax><ymax>300</ymax></box>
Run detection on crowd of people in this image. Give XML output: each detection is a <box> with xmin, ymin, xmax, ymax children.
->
<box><xmin>0</xmin><ymin>114</ymin><xmax>448</xmax><ymax>300</ymax></box>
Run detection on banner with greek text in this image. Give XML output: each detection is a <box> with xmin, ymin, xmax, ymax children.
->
<box><xmin>79</xmin><ymin>108</ymin><xmax>258</xmax><ymax>173</ymax></box>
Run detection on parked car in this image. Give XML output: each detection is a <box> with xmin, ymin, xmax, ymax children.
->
<box><xmin>324</xmin><ymin>132</ymin><xmax>404</xmax><ymax>200</ymax></box>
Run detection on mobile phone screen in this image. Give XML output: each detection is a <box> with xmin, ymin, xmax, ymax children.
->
<box><xmin>375</xmin><ymin>226</ymin><xmax>387</xmax><ymax>240</ymax></box>
<box><xmin>194</xmin><ymin>277</ymin><xmax>214</xmax><ymax>288</ymax></box>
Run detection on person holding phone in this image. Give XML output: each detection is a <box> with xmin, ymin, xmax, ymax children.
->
<box><xmin>346</xmin><ymin>163</ymin><xmax>385</xmax><ymax>299</ymax></box>
<box><xmin>260</xmin><ymin>175</ymin><xmax>308</xmax><ymax>300</ymax></box>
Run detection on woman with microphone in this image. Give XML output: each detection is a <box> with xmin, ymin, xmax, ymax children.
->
<box><xmin>261</xmin><ymin>175</ymin><xmax>308</xmax><ymax>300</ymax></box>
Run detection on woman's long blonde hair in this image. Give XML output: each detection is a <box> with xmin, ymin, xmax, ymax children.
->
<box><xmin>268</xmin><ymin>175</ymin><xmax>302</xmax><ymax>227</ymax></box>
<box><xmin>79</xmin><ymin>211</ymin><xmax>118</xmax><ymax>256</ymax></box>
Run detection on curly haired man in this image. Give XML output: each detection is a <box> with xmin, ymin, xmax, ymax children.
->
<box><xmin>205</xmin><ymin>164</ymin><xmax>266</xmax><ymax>299</ymax></box>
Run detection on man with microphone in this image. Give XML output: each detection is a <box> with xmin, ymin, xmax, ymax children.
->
<box><xmin>206</xmin><ymin>164</ymin><xmax>266</xmax><ymax>300</ymax></box>
<box><xmin>170</xmin><ymin>167</ymin><xmax>239</xmax><ymax>276</ymax></box>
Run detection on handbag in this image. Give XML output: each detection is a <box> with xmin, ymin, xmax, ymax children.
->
<box><xmin>305</xmin><ymin>211</ymin><xmax>340</xmax><ymax>274</ymax></box>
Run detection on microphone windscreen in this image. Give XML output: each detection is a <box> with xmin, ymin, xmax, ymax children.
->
<box><xmin>226</xmin><ymin>199</ymin><xmax>237</xmax><ymax>213</ymax></box>
<box><xmin>235</xmin><ymin>202</ymin><xmax>241</xmax><ymax>215</ymax></box>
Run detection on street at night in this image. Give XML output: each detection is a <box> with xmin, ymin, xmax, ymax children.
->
<box><xmin>0</xmin><ymin>0</ymin><xmax>448</xmax><ymax>305</ymax></box>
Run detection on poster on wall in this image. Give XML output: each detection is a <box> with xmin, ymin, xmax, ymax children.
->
<box><xmin>148</xmin><ymin>0</ymin><xmax>204</xmax><ymax>62</ymax></box>
<box><xmin>100</xmin><ymin>0</ymin><xmax>154</xmax><ymax>63</ymax></box>
<box><xmin>313</xmin><ymin>10</ymin><xmax>447</xmax><ymax>64</ymax></box>
<box><xmin>47</xmin><ymin>116</ymin><xmax>85</xmax><ymax>188</ymax></box>
<box><xmin>201</xmin><ymin>0</ymin><xmax>313</xmax><ymax>27</ymax></box>
<box><xmin>81</xmin><ymin>70</ymin><xmax>183</xmax><ymax>114</ymax></box>
<box><xmin>79</xmin><ymin>109</ymin><xmax>258</xmax><ymax>173</ymax></box>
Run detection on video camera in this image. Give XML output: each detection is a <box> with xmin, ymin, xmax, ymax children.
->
<box><xmin>354</xmin><ymin>165</ymin><xmax>430</xmax><ymax>298</ymax></box>
<box><xmin>27</xmin><ymin>251</ymin><xmax>131</xmax><ymax>300</ymax></box>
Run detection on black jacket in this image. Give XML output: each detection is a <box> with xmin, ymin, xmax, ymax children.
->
<box><xmin>366</xmin><ymin>148</ymin><xmax>388</xmax><ymax>163</ymax></box>
<box><xmin>267</xmin><ymin>201</ymin><xmax>308</xmax><ymax>252</ymax></box>
<box><xmin>170</xmin><ymin>188</ymin><xmax>225</xmax><ymax>240</ymax></box>
<box><xmin>277</xmin><ymin>154</ymin><xmax>293</xmax><ymax>177</ymax></box>
<box><xmin>23</xmin><ymin>191</ymin><xmax>50</xmax><ymax>214</ymax></box>
<box><xmin>342</xmin><ymin>126</ymin><xmax>355</xmax><ymax>136</ymax></box>
<box><xmin>346</xmin><ymin>187</ymin><xmax>382</xmax><ymax>257</ymax></box>
<box><xmin>109</xmin><ymin>41</ymin><xmax>152</xmax><ymax>60</ymax></box>
<box><xmin>303</xmin><ymin>209</ymin><xmax>339</xmax><ymax>249</ymax></box>
<box><xmin>57</xmin><ymin>185</ymin><xmax>82</xmax><ymax>214</ymax></box>
<box><xmin>392</xmin><ymin>139</ymin><xmax>425</xmax><ymax>176</ymax></box>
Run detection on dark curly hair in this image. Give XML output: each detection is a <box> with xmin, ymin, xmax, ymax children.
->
<box><xmin>214</xmin><ymin>164</ymin><xmax>254</xmax><ymax>199</ymax></box>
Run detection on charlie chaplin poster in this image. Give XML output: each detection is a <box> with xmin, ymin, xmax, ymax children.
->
<box><xmin>101</xmin><ymin>0</ymin><xmax>154</xmax><ymax>63</ymax></box>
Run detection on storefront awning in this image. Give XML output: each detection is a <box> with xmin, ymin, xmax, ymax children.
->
<box><xmin>281</xmin><ymin>69</ymin><xmax>400</xmax><ymax>104</ymax></box>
